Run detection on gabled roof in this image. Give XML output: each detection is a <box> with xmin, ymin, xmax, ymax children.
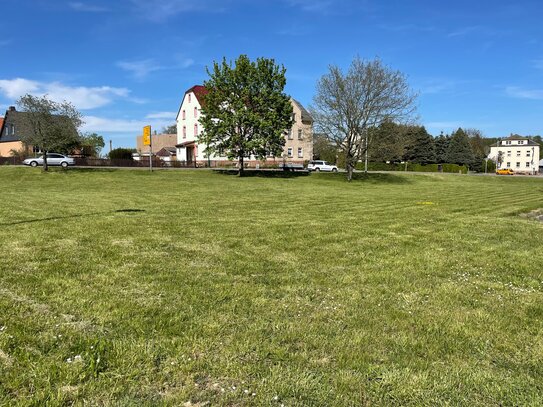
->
<box><xmin>176</xmin><ymin>85</ymin><xmax>209</xmax><ymax>121</ymax></box>
<box><xmin>186</xmin><ymin>85</ymin><xmax>209</xmax><ymax>105</ymax></box>
<box><xmin>156</xmin><ymin>147</ymin><xmax>177</xmax><ymax>157</ymax></box>
<box><xmin>291</xmin><ymin>99</ymin><xmax>313</xmax><ymax>124</ymax></box>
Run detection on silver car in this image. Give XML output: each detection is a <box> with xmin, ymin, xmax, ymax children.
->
<box><xmin>23</xmin><ymin>153</ymin><xmax>75</xmax><ymax>168</ymax></box>
<box><xmin>307</xmin><ymin>160</ymin><xmax>338</xmax><ymax>172</ymax></box>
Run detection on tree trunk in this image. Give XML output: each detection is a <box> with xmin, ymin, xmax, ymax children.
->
<box><xmin>346</xmin><ymin>164</ymin><xmax>354</xmax><ymax>181</ymax></box>
<box><xmin>238</xmin><ymin>156</ymin><xmax>244</xmax><ymax>177</ymax></box>
<box><xmin>42</xmin><ymin>151</ymin><xmax>48</xmax><ymax>172</ymax></box>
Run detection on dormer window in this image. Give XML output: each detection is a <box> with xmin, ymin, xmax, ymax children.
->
<box><xmin>8</xmin><ymin>124</ymin><xmax>15</xmax><ymax>135</ymax></box>
<box><xmin>188</xmin><ymin>94</ymin><xmax>192</xmax><ymax>103</ymax></box>
<box><xmin>518</xmin><ymin>140</ymin><xmax>524</xmax><ymax>145</ymax></box>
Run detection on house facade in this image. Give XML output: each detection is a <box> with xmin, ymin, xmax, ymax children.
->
<box><xmin>488</xmin><ymin>136</ymin><xmax>540</xmax><ymax>174</ymax></box>
<box><xmin>175</xmin><ymin>85</ymin><xmax>313</xmax><ymax>165</ymax></box>
<box><xmin>0</xmin><ymin>107</ymin><xmax>30</xmax><ymax>157</ymax></box>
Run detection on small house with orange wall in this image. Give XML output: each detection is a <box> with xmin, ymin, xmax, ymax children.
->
<box><xmin>0</xmin><ymin>106</ymin><xmax>32</xmax><ymax>157</ymax></box>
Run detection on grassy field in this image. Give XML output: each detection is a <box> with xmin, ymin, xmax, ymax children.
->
<box><xmin>0</xmin><ymin>167</ymin><xmax>542</xmax><ymax>406</ymax></box>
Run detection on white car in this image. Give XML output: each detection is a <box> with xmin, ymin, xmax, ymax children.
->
<box><xmin>23</xmin><ymin>153</ymin><xmax>75</xmax><ymax>168</ymax></box>
<box><xmin>307</xmin><ymin>160</ymin><xmax>338</xmax><ymax>172</ymax></box>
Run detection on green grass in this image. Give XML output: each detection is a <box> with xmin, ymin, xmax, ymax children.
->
<box><xmin>1</xmin><ymin>167</ymin><xmax>542</xmax><ymax>406</ymax></box>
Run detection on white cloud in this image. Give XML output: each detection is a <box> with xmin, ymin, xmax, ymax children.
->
<box><xmin>82</xmin><ymin>115</ymin><xmax>172</xmax><ymax>133</ymax></box>
<box><xmin>285</xmin><ymin>0</ymin><xmax>362</xmax><ymax>14</ymax></box>
<box><xmin>447</xmin><ymin>26</ymin><xmax>480</xmax><ymax>38</ymax></box>
<box><xmin>145</xmin><ymin>111</ymin><xmax>177</xmax><ymax>119</ymax></box>
<box><xmin>129</xmin><ymin>0</ymin><xmax>227</xmax><ymax>20</ymax></box>
<box><xmin>287</xmin><ymin>0</ymin><xmax>334</xmax><ymax>12</ymax></box>
<box><xmin>0</xmin><ymin>78</ymin><xmax>130</xmax><ymax>109</ymax></box>
<box><xmin>117</xmin><ymin>58</ymin><xmax>194</xmax><ymax>80</ymax></box>
<box><xmin>0</xmin><ymin>78</ymin><xmax>40</xmax><ymax>99</ymax></box>
<box><xmin>68</xmin><ymin>2</ymin><xmax>109</xmax><ymax>12</ymax></box>
<box><xmin>117</xmin><ymin>59</ymin><xmax>162</xmax><ymax>80</ymax></box>
<box><xmin>506</xmin><ymin>86</ymin><xmax>543</xmax><ymax>100</ymax></box>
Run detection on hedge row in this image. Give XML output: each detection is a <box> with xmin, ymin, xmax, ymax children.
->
<box><xmin>355</xmin><ymin>162</ymin><xmax>469</xmax><ymax>174</ymax></box>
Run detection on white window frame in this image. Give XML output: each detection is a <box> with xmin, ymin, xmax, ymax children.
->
<box><xmin>287</xmin><ymin>147</ymin><xmax>293</xmax><ymax>157</ymax></box>
<box><xmin>297</xmin><ymin>147</ymin><xmax>303</xmax><ymax>158</ymax></box>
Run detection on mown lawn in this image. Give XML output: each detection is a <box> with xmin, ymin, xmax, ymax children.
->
<box><xmin>0</xmin><ymin>167</ymin><xmax>542</xmax><ymax>406</ymax></box>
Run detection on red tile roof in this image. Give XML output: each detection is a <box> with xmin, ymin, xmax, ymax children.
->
<box><xmin>0</xmin><ymin>117</ymin><xmax>4</xmax><ymax>130</ymax></box>
<box><xmin>186</xmin><ymin>85</ymin><xmax>208</xmax><ymax>105</ymax></box>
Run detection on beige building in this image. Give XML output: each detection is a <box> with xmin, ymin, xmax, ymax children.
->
<box><xmin>175</xmin><ymin>85</ymin><xmax>313</xmax><ymax>165</ymax></box>
<box><xmin>488</xmin><ymin>136</ymin><xmax>540</xmax><ymax>174</ymax></box>
<box><xmin>136</xmin><ymin>133</ymin><xmax>177</xmax><ymax>155</ymax></box>
<box><xmin>283</xmin><ymin>99</ymin><xmax>313</xmax><ymax>163</ymax></box>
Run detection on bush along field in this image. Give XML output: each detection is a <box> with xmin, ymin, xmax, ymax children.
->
<box><xmin>0</xmin><ymin>167</ymin><xmax>542</xmax><ymax>406</ymax></box>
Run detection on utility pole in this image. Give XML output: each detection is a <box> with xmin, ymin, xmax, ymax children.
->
<box><xmin>109</xmin><ymin>139</ymin><xmax>112</xmax><ymax>154</ymax></box>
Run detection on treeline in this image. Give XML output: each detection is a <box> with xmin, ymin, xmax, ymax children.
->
<box><xmin>314</xmin><ymin>122</ymin><xmax>542</xmax><ymax>172</ymax></box>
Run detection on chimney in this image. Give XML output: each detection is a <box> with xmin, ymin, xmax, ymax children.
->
<box><xmin>8</xmin><ymin>106</ymin><xmax>15</xmax><ymax>112</ymax></box>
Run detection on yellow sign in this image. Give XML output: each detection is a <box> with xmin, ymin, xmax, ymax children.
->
<box><xmin>143</xmin><ymin>125</ymin><xmax>151</xmax><ymax>146</ymax></box>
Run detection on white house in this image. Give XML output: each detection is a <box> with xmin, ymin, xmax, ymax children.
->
<box><xmin>488</xmin><ymin>136</ymin><xmax>540</xmax><ymax>174</ymax></box>
<box><xmin>175</xmin><ymin>85</ymin><xmax>313</xmax><ymax>165</ymax></box>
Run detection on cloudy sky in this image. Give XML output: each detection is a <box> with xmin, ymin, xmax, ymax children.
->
<box><xmin>1</xmin><ymin>0</ymin><xmax>542</xmax><ymax>147</ymax></box>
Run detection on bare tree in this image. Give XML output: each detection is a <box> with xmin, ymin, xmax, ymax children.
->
<box><xmin>312</xmin><ymin>57</ymin><xmax>417</xmax><ymax>180</ymax></box>
<box><xmin>16</xmin><ymin>94</ymin><xmax>83</xmax><ymax>171</ymax></box>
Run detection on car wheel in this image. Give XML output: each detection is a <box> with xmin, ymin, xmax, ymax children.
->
<box><xmin>315</xmin><ymin>168</ymin><xmax>320</xmax><ymax>172</ymax></box>
<box><xmin>61</xmin><ymin>161</ymin><xmax>68</xmax><ymax>168</ymax></box>
<box><xmin>332</xmin><ymin>168</ymin><xmax>338</xmax><ymax>172</ymax></box>
<box><xmin>30</xmin><ymin>161</ymin><xmax>38</xmax><ymax>167</ymax></box>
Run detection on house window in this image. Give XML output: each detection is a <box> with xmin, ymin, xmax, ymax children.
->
<box><xmin>298</xmin><ymin>129</ymin><xmax>302</xmax><ymax>140</ymax></box>
<box><xmin>526</xmin><ymin>162</ymin><xmax>530</xmax><ymax>168</ymax></box>
<box><xmin>516</xmin><ymin>151</ymin><xmax>521</xmax><ymax>157</ymax></box>
<box><xmin>506</xmin><ymin>140</ymin><xmax>511</xmax><ymax>145</ymax></box>
<box><xmin>526</xmin><ymin>151</ymin><xmax>531</xmax><ymax>157</ymax></box>
<box><xmin>183</xmin><ymin>126</ymin><xmax>186</xmax><ymax>139</ymax></box>
<box><xmin>516</xmin><ymin>162</ymin><xmax>521</xmax><ymax>168</ymax></box>
<box><xmin>194</xmin><ymin>107</ymin><xmax>198</xmax><ymax>118</ymax></box>
<box><xmin>9</xmin><ymin>124</ymin><xmax>15</xmax><ymax>135</ymax></box>
<box><xmin>182</xmin><ymin>110</ymin><xmax>186</xmax><ymax>120</ymax></box>
<box><xmin>507</xmin><ymin>150</ymin><xmax>511</xmax><ymax>157</ymax></box>
<box><xmin>292</xmin><ymin>113</ymin><xmax>296</xmax><ymax>122</ymax></box>
<box><xmin>506</xmin><ymin>162</ymin><xmax>511</xmax><ymax>167</ymax></box>
<box><xmin>287</xmin><ymin>147</ymin><xmax>293</xmax><ymax>157</ymax></box>
<box><xmin>194</xmin><ymin>124</ymin><xmax>198</xmax><ymax>136</ymax></box>
<box><xmin>287</xmin><ymin>129</ymin><xmax>293</xmax><ymax>140</ymax></box>
<box><xmin>297</xmin><ymin>147</ymin><xmax>303</xmax><ymax>158</ymax></box>
<box><xmin>188</xmin><ymin>94</ymin><xmax>191</xmax><ymax>103</ymax></box>
<box><xmin>519</xmin><ymin>140</ymin><xmax>524</xmax><ymax>145</ymax></box>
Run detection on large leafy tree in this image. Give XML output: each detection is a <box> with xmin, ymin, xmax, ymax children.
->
<box><xmin>312</xmin><ymin>57</ymin><xmax>417</xmax><ymax>180</ymax></box>
<box><xmin>199</xmin><ymin>55</ymin><xmax>293</xmax><ymax>176</ymax></box>
<box><xmin>79</xmin><ymin>132</ymin><xmax>105</xmax><ymax>157</ymax></box>
<box><xmin>446</xmin><ymin>128</ymin><xmax>475</xmax><ymax>167</ymax></box>
<box><xmin>16</xmin><ymin>94</ymin><xmax>82</xmax><ymax>171</ymax></box>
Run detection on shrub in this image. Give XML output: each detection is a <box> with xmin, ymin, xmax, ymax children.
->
<box><xmin>109</xmin><ymin>148</ymin><xmax>134</xmax><ymax>160</ymax></box>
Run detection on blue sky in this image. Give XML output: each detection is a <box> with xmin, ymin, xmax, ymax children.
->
<box><xmin>1</xmin><ymin>0</ymin><xmax>542</xmax><ymax>147</ymax></box>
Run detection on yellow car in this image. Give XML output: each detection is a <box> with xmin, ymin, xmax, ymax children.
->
<box><xmin>496</xmin><ymin>168</ymin><xmax>514</xmax><ymax>175</ymax></box>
